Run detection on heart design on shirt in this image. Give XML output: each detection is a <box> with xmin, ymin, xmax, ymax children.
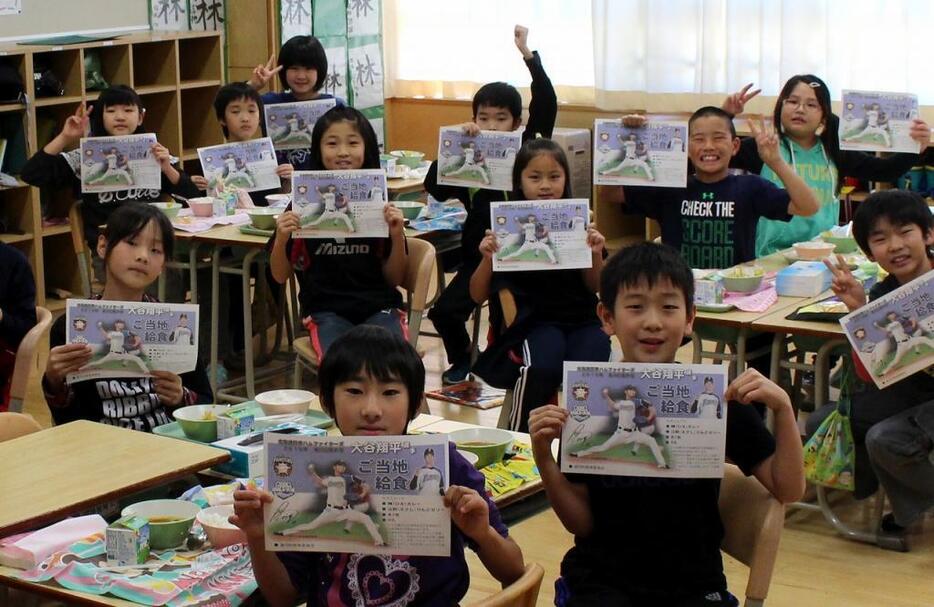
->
<box><xmin>346</xmin><ymin>554</ymin><xmax>419</xmax><ymax>607</ymax></box>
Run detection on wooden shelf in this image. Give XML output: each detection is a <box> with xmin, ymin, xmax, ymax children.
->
<box><xmin>3</xmin><ymin>31</ymin><xmax>223</xmax><ymax>308</ymax></box>
<box><xmin>42</xmin><ymin>224</ymin><xmax>71</xmax><ymax>237</ymax></box>
<box><xmin>179</xmin><ymin>79</ymin><xmax>223</xmax><ymax>90</ymax></box>
<box><xmin>0</xmin><ymin>232</ymin><xmax>33</xmax><ymax>244</ymax></box>
<box><xmin>181</xmin><ymin>149</ymin><xmax>200</xmax><ymax>161</ymax></box>
<box><xmin>34</xmin><ymin>94</ymin><xmax>84</xmax><ymax>107</ymax></box>
<box><xmin>136</xmin><ymin>84</ymin><xmax>178</xmax><ymax>95</ymax></box>
<box><xmin>45</xmin><ymin>298</ymin><xmax>67</xmax><ymax>313</ymax></box>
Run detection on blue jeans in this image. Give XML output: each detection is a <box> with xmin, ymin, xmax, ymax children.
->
<box><xmin>304</xmin><ymin>309</ymin><xmax>407</xmax><ymax>359</ymax></box>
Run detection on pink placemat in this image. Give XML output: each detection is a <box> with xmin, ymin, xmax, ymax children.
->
<box><xmin>723</xmin><ymin>278</ymin><xmax>778</xmax><ymax>312</ymax></box>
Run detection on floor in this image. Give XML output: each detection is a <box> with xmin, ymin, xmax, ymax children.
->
<box><xmin>14</xmin><ymin>300</ymin><xmax>934</xmax><ymax>607</ymax></box>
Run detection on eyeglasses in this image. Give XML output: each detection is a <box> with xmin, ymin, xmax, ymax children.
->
<box><xmin>782</xmin><ymin>98</ymin><xmax>822</xmax><ymax>112</ymax></box>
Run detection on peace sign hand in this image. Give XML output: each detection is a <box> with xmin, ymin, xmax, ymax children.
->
<box><xmin>62</xmin><ymin>103</ymin><xmax>92</xmax><ymax>140</ymax></box>
<box><xmin>822</xmin><ymin>254</ymin><xmax>866</xmax><ymax>311</ymax></box>
<box><xmin>748</xmin><ymin>118</ymin><xmax>782</xmax><ymax>167</ymax></box>
<box><xmin>249</xmin><ymin>54</ymin><xmax>283</xmax><ymax>89</ymax></box>
<box><xmin>722</xmin><ymin>83</ymin><xmax>761</xmax><ymax>116</ymax></box>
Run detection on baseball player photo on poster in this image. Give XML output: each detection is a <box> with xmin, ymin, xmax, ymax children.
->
<box><xmin>490</xmin><ymin>199</ymin><xmax>592</xmax><ymax>272</ymax></box>
<box><xmin>291</xmin><ymin>169</ymin><xmax>389</xmax><ymax>239</ymax></box>
<box><xmin>197</xmin><ymin>138</ymin><xmax>281</xmax><ymax>192</ymax></box>
<box><xmin>264</xmin><ymin>434</ymin><xmax>451</xmax><ymax>557</ymax></box>
<box><xmin>593</xmin><ymin>117</ymin><xmax>688</xmax><ymax>188</ymax></box>
<box><xmin>79</xmin><ymin>134</ymin><xmax>162</xmax><ymax>194</ymax></box>
<box><xmin>65</xmin><ymin>299</ymin><xmax>199</xmax><ymax>384</ymax></box>
<box><xmin>265</xmin><ymin>99</ymin><xmax>337</xmax><ymax>151</ymax></box>
<box><xmin>436</xmin><ymin>127</ymin><xmax>522</xmax><ymax>191</ymax></box>
<box><xmin>839</xmin><ymin>90</ymin><xmax>921</xmax><ymax>154</ymax></box>
<box><xmin>840</xmin><ymin>270</ymin><xmax>934</xmax><ymax>389</ymax></box>
<box><xmin>561</xmin><ymin>362</ymin><xmax>728</xmax><ymax>479</ymax></box>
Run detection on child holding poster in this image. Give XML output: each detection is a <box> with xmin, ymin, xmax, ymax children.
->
<box><xmin>42</xmin><ymin>204</ymin><xmax>212</xmax><ymax>433</ymax></box>
<box><xmin>247</xmin><ymin>35</ymin><xmax>346</xmax><ymax>169</ymax></box>
<box><xmin>269</xmin><ymin>106</ymin><xmax>408</xmax><ymax>358</ymax></box>
<box><xmin>425</xmin><ymin>25</ymin><xmax>557</xmax><ymax>386</ymax></box>
<box><xmin>21</xmin><ymin>85</ymin><xmax>200</xmax><ymax>276</ymax></box>
<box><xmin>231</xmin><ymin>326</ymin><xmax>524</xmax><ymax>606</ymax></box>
<box><xmin>721</xmin><ymin>76</ymin><xmax>930</xmax><ymax>256</ymax></box>
<box><xmin>529</xmin><ymin>242</ymin><xmax>804</xmax><ymax>606</ymax></box>
<box><xmin>817</xmin><ymin>190</ymin><xmax>934</xmax><ymax>543</ymax></box>
<box><xmin>470</xmin><ymin>139</ymin><xmax>611</xmax><ymax>432</ymax></box>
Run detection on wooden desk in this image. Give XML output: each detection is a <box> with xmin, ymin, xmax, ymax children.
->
<box><xmin>0</xmin><ymin>421</ymin><xmax>229</xmax><ymax>537</ymax></box>
<box><xmin>0</xmin><ymin>566</ymin><xmax>140</xmax><ymax>607</ymax></box>
<box><xmin>387</xmin><ymin>175</ymin><xmax>426</xmax><ymax>198</ymax></box>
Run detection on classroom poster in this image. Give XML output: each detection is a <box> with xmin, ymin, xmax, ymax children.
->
<box><xmin>839</xmin><ymin>271</ymin><xmax>934</xmax><ymax>388</ymax></box>
<box><xmin>265</xmin><ymin>99</ymin><xmax>337</xmax><ymax>151</ymax></box>
<box><xmin>292</xmin><ymin>169</ymin><xmax>388</xmax><ymax>238</ymax></box>
<box><xmin>313</xmin><ymin>0</ymin><xmax>347</xmax><ymax>37</ymax></box>
<box><xmin>65</xmin><ymin>300</ymin><xmax>199</xmax><ymax>384</ymax></box>
<box><xmin>197</xmin><ymin>138</ymin><xmax>280</xmax><ymax>193</ymax></box>
<box><xmin>320</xmin><ymin>37</ymin><xmax>349</xmax><ymax>102</ymax></box>
<box><xmin>280</xmin><ymin>0</ymin><xmax>313</xmax><ymax>41</ymax></box>
<box><xmin>264</xmin><ymin>433</ymin><xmax>451</xmax><ymax>557</ymax></box>
<box><xmin>561</xmin><ymin>362</ymin><xmax>728</xmax><ymax>479</ymax></box>
<box><xmin>839</xmin><ymin>90</ymin><xmax>920</xmax><ymax>154</ymax></box>
<box><xmin>79</xmin><ymin>134</ymin><xmax>161</xmax><ymax>194</ymax></box>
<box><xmin>490</xmin><ymin>199</ymin><xmax>592</xmax><ymax>272</ymax></box>
<box><xmin>346</xmin><ymin>0</ymin><xmax>380</xmax><ymax>37</ymax></box>
<box><xmin>149</xmin><ymin>0</ymin><xmax>188</xmax><ymax>31</ymax></box>
<box><xmin>437</xmin><ymin>127</ymin><xmax>522</xmax><ymax>191</ymax></box>
<box><xmin>188</xmin><ymin>0</ymin><xmax>225</xmax><ymax>31</ymax></box>
<box><xmin>347</xmin><ymin>40</ymin><xmax>384</xmax><ymax>110</ymax></box>
<box><xmin>593</xmin><ymin>118</ymin><xmax>688</xmax><ymax>188</ymax></box>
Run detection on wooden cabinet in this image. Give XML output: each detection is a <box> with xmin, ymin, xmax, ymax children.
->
<box><xmin>0</xmin><ymin>31</ymin><xmax>224</xmax><ymax>311</ymax></box>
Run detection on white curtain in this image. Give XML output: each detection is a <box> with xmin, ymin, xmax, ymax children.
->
<box><xmin>384</xmin><ymin>0</ymin><xmax>934</xmax><ymax>111</ymax></box>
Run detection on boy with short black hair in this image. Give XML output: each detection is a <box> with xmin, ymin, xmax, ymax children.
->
<box><xmin>821</xmin><ymin>189</ymin><xmax>934</xmax><ymax>545</ymax></box>
<box><xmin>529</xmin><ymin>242</ymin><xmax>804</xmax><ymax>606</ymax></box>
<box><xmin>607</xmin><ymin>107</ymin><xmax>820</xmax><ymax>269</ymax></box>
<box><xmin>426</xmin><ymin>25</ymin><xmax>557</xmax><ymax>385</ymax></box>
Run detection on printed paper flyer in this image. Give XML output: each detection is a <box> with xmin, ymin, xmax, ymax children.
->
<box><xmin>292</xmin><ymin>169</ymin><xmax>388</xmax><ymax>238</ymax></box>
<box><xmin>839</xmin><ymin>90</ymin><xmax>920</xmax><ymax>154</ymax></box>
<box><xmin>561</xmin><ymin>362</ymin><xmax>728</xmax><ymax>478</ymax></box>
<box><xmin>840</xmin><ymin>271</ymin><xmax>934</xmax><ymax>388</ymax></box>
<box><xmin>593</xmin><ymin>118</ymin><xmax>688</xmax><ymax>187</ymax></box>
<box><xmin>264</xmin><ymin>434</ymin><xmax>451</xmax><ymax>557</ymax></box>
<box><xmin>490</xmin><ymin>199</ymin><xmax>592</xmax><ymax>272</ymax></box>
<box><xmin>198</xmin><ymin>138</ymin><xmax>280</xmax><ymax>192</ymax></box>
<box><xmin>436</xmin><ymin>127</ymin><xmax>521</xmax><ymax>191</ymax></box>
<box><xmin>79</xmin><ymin>134</ymin><xmax>161</xmax><ymax>194</ymax></box>
<box><xmin>265</xmin><ymin>99</ymin><xmax>337</xmax><ymax>150</ymax></box>
<box><xmin>65</xmin><ymin>299</ymin><xmax>198</xmax><ymax>384</ymax></box>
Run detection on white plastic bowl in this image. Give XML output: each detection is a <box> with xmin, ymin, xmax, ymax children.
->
<box><xmin>254</xmin><ymin>389</ymin><xmax>317</xmax><ymax>416</ymax></box>
<box><xmin>196</xmin><ymin>505</ymin><xmax>247</xmax><ymax>548</ymax></box>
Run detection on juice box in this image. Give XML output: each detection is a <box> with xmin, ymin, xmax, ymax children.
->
<box><xmin>106</xmin><ymin>515</ymin><xmax>150</xmax><ymax>566</ymax></box>
<box><xmin>217</xmin><ymin>403</ymin><xmax>256</xmax><ymax>439</ymax></box>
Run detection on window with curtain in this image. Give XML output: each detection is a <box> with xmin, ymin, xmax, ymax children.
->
<box><xmin>383</xmin><ymin>0</ymin><xmax>934</xmax><ymax>110</ymax></box>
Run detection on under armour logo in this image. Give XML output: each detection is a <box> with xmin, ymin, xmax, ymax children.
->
<box><xmin>701</xmin><ymin>192</ymin><xmax>714</xmax><ymax>200</ymax></box>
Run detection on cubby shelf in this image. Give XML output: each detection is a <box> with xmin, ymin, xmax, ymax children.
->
<box><xmin>0</xmin><ymin>31</ymin><xmax>224</xmax><ymax>307</ymax></box>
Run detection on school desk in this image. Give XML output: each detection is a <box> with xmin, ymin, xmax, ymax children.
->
<box><xmin>0</xmin><ymin>420</ymin><xmax>229</xmax><ymax>538</ymax></box>
<box><xmin>387</xmin><ymin>174</ymin><xmax>427</xmax><ymax>199</ymax></box>
<box><xmin>0</xmin><ymin>569</ymin><xmax>143</xmax><ymax>607</ymax></box>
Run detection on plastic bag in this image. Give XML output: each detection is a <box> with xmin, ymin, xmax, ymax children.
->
<box><xmin>803</xmin><ymin>360</ymin><xmax>856</xmax><ymax>490</ymax></box>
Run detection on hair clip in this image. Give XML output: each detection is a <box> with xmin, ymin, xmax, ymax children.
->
<box><xmin>808</xmin><ymin>82</ymin><xmax>822</xmax><ymax>88</ymax></box>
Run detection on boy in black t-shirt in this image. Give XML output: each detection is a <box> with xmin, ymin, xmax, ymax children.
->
<box><xmin>605</xmin><ymin>107</ymin><xmax>820</xmax><ymax>269</ymax></box>
<box><xmin>528</xmin><ymin>242</ymin><xmax>805</xmax><ymax>607</ymax></box>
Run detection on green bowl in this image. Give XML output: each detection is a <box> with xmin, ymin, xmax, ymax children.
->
<box><xmin>718</xmin><ymin>268</ymin><xmax>764</xmax><ymax>293</ymax></box>
<box><xmin>390</xmin><ymin>150</ymin><xmax>425</xmax><ymax>169</ymax></box>
<box><xmin>822</xmin><ymin>234</ymin><xmax>858</xmax><ymax>254</ymax></box>
<box><xmin>151</xmin><ymin>202</ymin><xmax>181</xmax><ymax>220</ymax></box>
<box><xmin>247</xmin><ymin>208</ymin><xmax>280</xmax><ymax>230</ymax></box>
<box><xmin>449</xmin><ymin>427</ymin><xmax>514</xmax><ymax>469</ymax></box>
<box><xmin>121</xmin><ymin>499</ymin><xmax>200</xmax><ymax>550</ymax></box>
<box><xmin>172</xmin><ymin>404</ymin><xmax>229</xmax><ymax>442</ymax></box>
<box><xmin>394</xmin><ymin>201</ymin><xmax>424</xmax><ymax>220</ymax></box>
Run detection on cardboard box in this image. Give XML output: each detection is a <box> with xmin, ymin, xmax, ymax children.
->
<box><xmin>694</xmin><ymin>279</ymin><xmax>724</xmax><ymax>304</ymax></box>
<box><xmin>551</xmin><ymin>127</ymin><xmax>592</xmax><ymax>202</ymax></box>
<box><xmin>211</xmin><ymin>423</ymin><xmax>327</xmax><ymax>478</ymax></box>
<box><xmin>217</xmin><ymin>404</ymin><xmax>256</xmax><ymax>440</ymax></box>
<box><xmin>106</xmin><ymin>515</ymin><xmax>150</xmax><ymax>566</ymax></box>
<box><xmin>776</xmin><ymin>261</ymin><xmax>833</xmax><ymax>297</ymax></box>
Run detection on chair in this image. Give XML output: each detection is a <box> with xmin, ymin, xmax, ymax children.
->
<box><xmin>292</xmin><ymin>238</ymin><xmax>437</xmax><ymax>390</ymax></box>
<box><xmin>8</xmin><ymin>307</ymin><xmax>53</xmax><ymax>414</ymax></box>
<box><xmin>466</xmin><ymin>562</ymin><xmax>544</xmax><ymax>607</ymax></box>
<box><xmin>490</xmin><ymin>289</ymin><xmax>519</xmax><ymax>430</ymax></box>
<box><xmin>719</xmin><ymin>463</ymin><xmax>786</xmax><ymax>607</ymax></box>
<box><xmin>0</xmin><ymin>411</ymin><xmax>42</xmax><ymax>442</ymax></box>
<box><xmin>69</xmin><ymin>202</ymin><xmax>93</xmax><ymax>297</ymax></box>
